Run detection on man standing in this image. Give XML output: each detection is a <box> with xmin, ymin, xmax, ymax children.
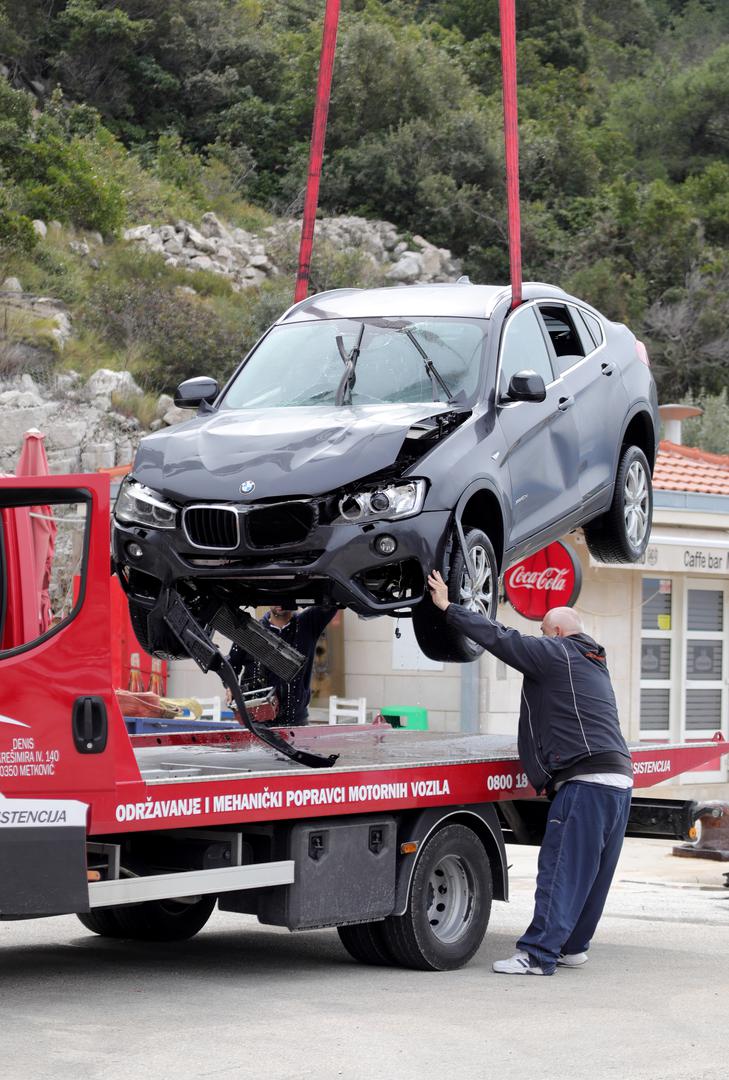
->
<box><xmin>227</xmin><ymin>605</ymin><xmax>336</xmax><ymax>727</ymax></box>
<box><xmin>427</xmin><ymin>570</ymin><xmax>633</xmax><ymax>977</ymax></box>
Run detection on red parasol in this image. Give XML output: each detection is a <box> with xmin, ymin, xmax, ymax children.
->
<box><xmin>0</xmin><ymin>491</ymin><xmax>38</xmax><ymax>650</ymax></box>
<box><xmin>16</xmin><ymin>429</ymin><xmax>57</xmax><ymax>634</ymax></box>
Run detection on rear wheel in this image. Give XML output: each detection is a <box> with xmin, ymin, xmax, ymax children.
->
<box><xmin>337</xmin><ymin>921</ymin><xmax>395</xmax><ymax>965</ymax></box>
<box><xmin>413</xmin><ymin>528</ymin><xmax>497</xmax><ymax>663</ymax></box>
<box><xmin>584</xmin><ymin>445</ymin><xmax>653</xmax><ymax>563</ymax></box>
<box><xmin>381</xmin><ymin>824</ymin><xmax>492</xmax><ymax>971</ymax></box>
<box><xmin>111</xmin><ymin>894</ymin><xmax>217</xmax><ymax>942</ymax></box>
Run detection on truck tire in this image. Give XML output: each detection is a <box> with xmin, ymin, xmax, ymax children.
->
<box><xmin>337</xmin><ymin>921</ymin><xmax>394</xmax><ymax>965</ymax></box>
<box><xmin>77</xmin><ymin>908</ymin><xmax>126</xmax><ymax>938</ymax></box>
<box><xmin>112</xmin><ymin>894</ymin><xmax>217</xmax><ymax>942</ymax></box>
<box><xmin>382</xmin><ymin>824</ymin><xmax>492</xmax><ymax>971</ymax></box>
<box><xmin>413</xmin><ymin>528</ymin><xmax>497</xmax><ymax>663</ymax></box>
<box><xmin>584</xmin><ymin>445</ymin><xmax>653</xmax><ymax>563</ymax></box>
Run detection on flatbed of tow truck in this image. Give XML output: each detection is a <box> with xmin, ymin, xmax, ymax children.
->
<box><xmin>1</xmin><ymin>473</ymin><xmax>727</xmax><ymax>971</ymax></box>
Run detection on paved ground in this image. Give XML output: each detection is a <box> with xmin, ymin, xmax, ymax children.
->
<box><xmin>1</xmin><ymin>838</ymin><xmax>727</xmax><ymax>1080</ymax></box>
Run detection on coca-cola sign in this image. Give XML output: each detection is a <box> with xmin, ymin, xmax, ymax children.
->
<box><xmin>504</xmin><ymin>541</ymin><xmax>582</xmax><ymax>621</ymax></box>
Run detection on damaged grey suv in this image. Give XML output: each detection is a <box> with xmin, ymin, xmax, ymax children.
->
<box><xmin>112</xmin><ymin>281</ymin><xmax>658</xmax><ymax>662</ymax></box>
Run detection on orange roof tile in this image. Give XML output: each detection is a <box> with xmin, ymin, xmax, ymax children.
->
<box><xmin>654</xmin><ymin>440</ymin><xmax>729</xmax><ymax>496</ymax></box>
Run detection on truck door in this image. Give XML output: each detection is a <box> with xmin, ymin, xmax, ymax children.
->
<box><xmin>0</xmin><ymin>475</ymin><xmax>140</xmax><ymax>800</ymax></box>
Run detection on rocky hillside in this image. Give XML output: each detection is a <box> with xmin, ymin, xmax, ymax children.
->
<box><xmin>0</xmin><ymin>212</ymin><xmax>461</xmax><ymax>474</ymax></box>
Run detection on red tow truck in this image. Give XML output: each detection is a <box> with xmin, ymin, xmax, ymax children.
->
<box><xmin>1</xmin><ymin>474</ymin><xmax>726</xmax><ymax>969</ymax></box>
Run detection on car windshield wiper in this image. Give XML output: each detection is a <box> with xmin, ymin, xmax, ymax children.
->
<box><xmin>335</xmin><ymin>323</ymin><xmax>366</xmax><ymax>406</ymax></box>
<box><xmin>404</xmin><ymin>330</ymin><xmax>453</xmax><ymax>403</ymax></box>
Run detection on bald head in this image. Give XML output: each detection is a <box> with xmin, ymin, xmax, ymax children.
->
<box><xmin>541</xmin><ymin>607</ymin><xmax>585</xmax><ymax>638</ymax></box>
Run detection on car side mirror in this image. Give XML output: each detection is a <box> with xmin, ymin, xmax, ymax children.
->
<box><xmin>504</xmin><ymin>370</ymin><xmax>546</xmax><ymax>403</ymax></box>
<box><xmin>174</xmin><ymin>376</ymin><xmax>219</xmax><ymax>409</ymax></box>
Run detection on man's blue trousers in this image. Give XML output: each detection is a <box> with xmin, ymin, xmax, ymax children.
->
<box><xmin>517</xmin><ymin>780</ymin><xmax>633</xmax><ymax>974</ymax></box>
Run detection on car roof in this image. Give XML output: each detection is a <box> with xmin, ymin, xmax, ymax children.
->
<box><xmin>277</xmin><ymin>281</ymin><xmax>575</xmax><ymax>323</ymax></box>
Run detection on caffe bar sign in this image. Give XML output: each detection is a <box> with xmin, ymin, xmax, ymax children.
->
<box><xmin>590</xmin><ymin>534</ymin><xmax>729</xmax><ymax>575</ymax></box>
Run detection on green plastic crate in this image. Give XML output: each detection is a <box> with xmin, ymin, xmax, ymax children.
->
<box><xmin>380</xmin><ymin>706</ymin><xmax>428</xmax><ymax>731</ymax></box>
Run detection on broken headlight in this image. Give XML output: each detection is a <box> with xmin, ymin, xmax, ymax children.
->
<box><xmin>115</xmin><ymin>477</ymin><xmax>178</xmax><ymax>529</ymax></box>
<box><xmin>337</xmin><ymin>479</ymin><xmax>426</xmax><ymax>524</ymax></box>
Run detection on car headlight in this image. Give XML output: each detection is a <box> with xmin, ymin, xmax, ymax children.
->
<box><xmin>337</xmin><ymin>479</ymin><xmax>426</xmax><ymax>524</ymax></box>
<box><xmin>114</xmin><ymin>477</ymin><xmax>178</xmax><ymax>529</ymax></box>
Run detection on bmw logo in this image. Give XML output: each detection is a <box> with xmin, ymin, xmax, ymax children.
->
<box><xmin>240</xmin><ymin>480</ymin><xmax>256</xmax><ymax>494</ymax></box>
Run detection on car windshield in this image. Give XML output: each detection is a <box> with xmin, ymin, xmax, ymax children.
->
<box><xmin>220</xmin><ymin>317</ymin><xmax>488</xmax><ymax>409</ymax></box>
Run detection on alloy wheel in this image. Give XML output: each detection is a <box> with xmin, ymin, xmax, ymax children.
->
<box><xmin>623</xmin><ymin>460</ymin><xmax>650</xmax><ymax>548</ymax></box>
<box><xmin>459</xmin><ymin>544</ymin><xmax>494</xmax><ymax>617</ymax></box>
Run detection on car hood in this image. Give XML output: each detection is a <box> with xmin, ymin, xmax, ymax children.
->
<box><xmin>132</xmin><ymin>403</ymin><xmax>456</xmax><ymax>502</ymax></box>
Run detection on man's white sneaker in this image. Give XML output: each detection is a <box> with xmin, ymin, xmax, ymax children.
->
<box><xmin>492</xmin><ymin>951</ymin><xmax>545</xmax><ymax>975</ymax></box>
<box><xmin>557</xmin><ymin>952</ymin><xmax>588</xmax><ymax>967</ymax></box>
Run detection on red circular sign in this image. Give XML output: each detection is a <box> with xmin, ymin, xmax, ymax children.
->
<box><xmin>503</xmin><ymin>541</ymin><xmax>582</xmax><ymax>621</ymax></box>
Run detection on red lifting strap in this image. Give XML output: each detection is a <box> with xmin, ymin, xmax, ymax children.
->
<box><xmin>499</xmin><ymin>0</ymin><xmax>522</xmax><ymax>309</ymax></box>
<box><xmin>294</xmin><ymin>0</ymin><xmax>341</xmax><ymax>304</ymax></box>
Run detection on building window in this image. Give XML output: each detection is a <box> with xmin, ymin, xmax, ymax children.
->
<box><xmin>640</xmin><ymin>576</ymin><xmax>728</xmax><ymax>781</ymax></box>
<box><xmin>640</xmin><ymin>577</ymin><xmax>673</xmax><ymax>736</ymax></box>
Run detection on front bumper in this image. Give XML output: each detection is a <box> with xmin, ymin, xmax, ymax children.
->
<box><xmin>112</xmin><ymin>509</ymin><xmax>452</xmax><ymax>615</ymax></box>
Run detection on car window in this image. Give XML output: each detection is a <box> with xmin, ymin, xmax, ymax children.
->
<box><xmin>581</xmin><ymin>310</ymin><xmax>604</xmax><ymax>347</ymax></box>
<box><xmin>537</xmin><ymin>304</ymin><xmax>585</xmax><ymax>373</ymax></box>
<box><xmin>221</xmin><ymin>318</ymin><xmax>487</xmax><ymax>409</ymax></box>
<box><xmin>499</xmin><ymin>306</ymin><xmax>554</xmax><ymax>391</ymax></box>
<box><xmin>573</xmin><ymin>308</ymin><xmax>598</xmax><ymax>355</ymax></box>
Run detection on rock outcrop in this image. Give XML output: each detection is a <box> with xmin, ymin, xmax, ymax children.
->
<box><xmin>123</xmin><ymin>212</ymin><xmax>461</xmax><ymax>288</ymax></box>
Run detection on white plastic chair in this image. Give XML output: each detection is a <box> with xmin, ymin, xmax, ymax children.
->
<box><xmin>328</xmin><ymin>695</ymin><xmax>367</xmax><ymax>724</ymax></box>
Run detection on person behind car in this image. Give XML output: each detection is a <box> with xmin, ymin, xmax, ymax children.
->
<box><xmin>427</xmin><ymin>569</ymin><xmax>633</xmax><ymax>976</ymax></box>
<box><xmin>226</xmin><ymin>605</ymin><xmax>336</xmax><ymax>726</ymax></box>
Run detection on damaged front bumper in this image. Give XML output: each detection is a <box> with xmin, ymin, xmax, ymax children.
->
<box><xmin>112</xmin><ymin>507</ymin><xmax>452</xmax><ymax>615</ymax></box>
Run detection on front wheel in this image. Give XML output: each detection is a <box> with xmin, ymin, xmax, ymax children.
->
<box><xmin>381</xmin><ymin>824</ymin><xmax>493</xmax><ymax>971</ymax></box>
<box><xmin>584</xmin><ymin>445</ymin><xmax>653</xmax><ymax>563</ymax></box>
<box><xmin>413</xmin><ymin>527</ymin><xmax>498</xmax><ymax>663</ymax></box>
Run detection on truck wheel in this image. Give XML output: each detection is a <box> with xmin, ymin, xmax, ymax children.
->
<box><xmin>112</xmin><ymin>894</ymin><xmax>217</xmax><ymax>942</ymax></box>
<box><xmin>77</xmin><ymin>908</ymin><xmax>126</xmax><ymax>938</ymax></box>
<box><xmin>584</xmin><ymin>445</ymin><xmax>653</xmax><ymax>563</ymax></box>
<box><xmin>382</xmin><ymin>824</ymin><xmax>492</xmax><ymax>971</ymax></box>
<box><xmin>413</xmin><ymin>528</ymin><xmax>497</xmax><ymax>663</ymax></box>
<box><xmin>337</xmin><ymin>921</ymin><xmax>394</xmax><ymax>966</ymax></box>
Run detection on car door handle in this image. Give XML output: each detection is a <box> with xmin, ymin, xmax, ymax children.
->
<box><xmin>557</xmin><ymin>395</ymin><xmax>575</xmax><ymax>411</ymax></box>
<box><xmin>601</xmin><ymin>362</ymin><xmax>615</xmax><ymax>376</ymax></box>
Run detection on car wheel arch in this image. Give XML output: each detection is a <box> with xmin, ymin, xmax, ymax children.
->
<box><xmin>618</xmin><ymin>405</ymin><xmax>657</xmax><ymax>474</ymax></box>
<box><xmin>454</xmin><ymin>481</ymin><xmax>506</xmax><ymax>573</ymax></box>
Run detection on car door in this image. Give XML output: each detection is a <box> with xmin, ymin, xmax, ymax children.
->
<box><xmin>536</xmin><ymin>303</ymin><xmax>629</xmax><ymax>508</ymax></box>
<box><xmin>496</xmin><ymin>303</ymin><xmax>581</xmax><ymax>546</ymax></box>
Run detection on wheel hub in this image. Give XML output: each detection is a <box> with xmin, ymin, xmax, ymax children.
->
<box><xmin>426</xmin><ymin>854</ymin><xmax>475</xmax><ymax>944</ymax></box>
<box><xmin>459</xmin><ymin>544</ymin><xmax>494</xmax><ymax>617</ymax></box>
<box><xmin>623</xmin><ymin>460</ymin><xmax>649</xmax><ymax>548</ymax></box>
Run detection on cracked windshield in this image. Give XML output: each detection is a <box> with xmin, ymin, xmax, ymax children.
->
<box><xmin>221</xmin><ymin>318</ymin><xmax>487</xmax><ymax>408</ymax></box>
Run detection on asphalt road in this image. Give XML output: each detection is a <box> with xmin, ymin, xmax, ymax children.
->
<box><xmin>1</xmin><ymin>839</ymin><xmax>726</xmax><ymax>1080</ymax></box>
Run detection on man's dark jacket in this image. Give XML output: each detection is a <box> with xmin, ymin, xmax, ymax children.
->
<box><xmin>446</xmin><ymin>605</ymin><xmax>632</xmax><ymax>795</ymax></box>
<box><xmin>229</xmin><ymin>607</ymin><xmax>335</xmax><ymax>726</ymax></box>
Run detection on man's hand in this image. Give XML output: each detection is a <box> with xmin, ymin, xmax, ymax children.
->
<box><xmin>427</xmin><ymin>569</ymin><xmax>450</xmax><ymax>611</ymax></box>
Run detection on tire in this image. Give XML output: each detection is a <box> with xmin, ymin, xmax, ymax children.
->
<box><xmin>584</xmin><ymin>445</ymin><xmax>653</xmax><ymax>564</ymax></box>
<box><xmin>337</xmin><ymin>921</ymin><xmax>395</xmax><ymax>966</ymax></box>
<box><xmin>413</xmin><ymin>527</ymin><xmax>498</xmax><ymax>663</ymax></box>
<box><xmin>76</xmin><ymin>908</ymin><xmax>127</xmax><ymax>938</ymax></box>
<box><xmin>381</xmin><ymin>824</ymin><xmax>493</xmax><ymax>971</ymax></box>
<box><xmin>111</xmin><ymin>894</ymin><xmax>217</xmax><ymax>942</ymax></box>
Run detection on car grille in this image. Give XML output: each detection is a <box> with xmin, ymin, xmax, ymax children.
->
<box><xmin>246</xmin><ymin>502</ymin><xmax>316</xmax><ymax>549</ymax></box>
<box><xmin>183</xmin><ymin>505</ymin><xmax>240</xmax><ymax>550</ymax></box>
